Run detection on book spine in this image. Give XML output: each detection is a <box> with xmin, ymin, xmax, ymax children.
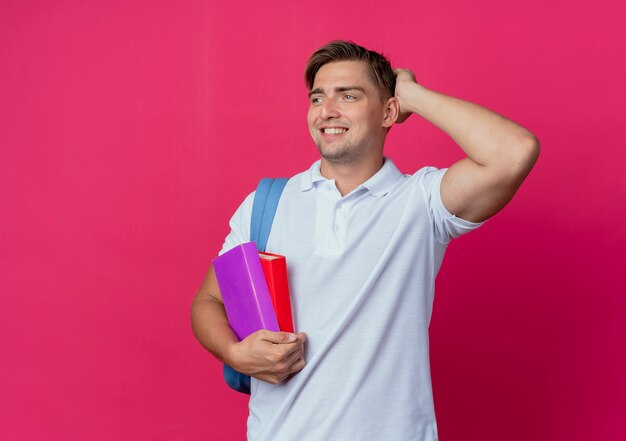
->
<box><xmin>261</xmin><ymin>256</ymin><xmax>295</xmax><ymax>333</ymax></box>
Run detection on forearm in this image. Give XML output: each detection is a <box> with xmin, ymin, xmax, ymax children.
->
<box><xmin>190</xmin><ymin>295</ymin><xmax>238</xmax><ymax>365</ymax></box>
<box><xmin>402</xmin><ymin>83</ymin><xmax>538</xmax><ymax>170</ymax></box>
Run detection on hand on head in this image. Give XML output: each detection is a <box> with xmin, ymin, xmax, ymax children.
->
<box><xmin>393</xmin><ymin>68</ymin><xmax>418</xmax><ymax>124</ymax></box>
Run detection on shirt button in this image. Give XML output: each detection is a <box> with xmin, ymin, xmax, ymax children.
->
<box><xmin>334</xmin><ymin>225</ymin><xmax>340</xmax><ymax>231</ymax></box>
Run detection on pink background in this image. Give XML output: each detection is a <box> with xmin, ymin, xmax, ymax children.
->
<box><xmin>1</xmin><ymin>1</ymin><xmax>625</xmax><ymax>440</ymax></box>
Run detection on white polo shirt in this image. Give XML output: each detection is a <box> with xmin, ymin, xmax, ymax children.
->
<box><xmin>220</xmin><ymin>158</ymin><xmax>483</xmax><ymax>441</ymax></box>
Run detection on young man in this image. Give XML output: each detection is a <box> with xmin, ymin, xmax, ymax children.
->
<box><xmin>192</xmin><ymin>41</ymin><xmax>539</xmax><ymax>440</ymax></box>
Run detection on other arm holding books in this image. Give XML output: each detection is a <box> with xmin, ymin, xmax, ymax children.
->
<box><xmin>191</xmin><ymin>265</ymin><xmax>307</xmax><ymax>385</ymax></box>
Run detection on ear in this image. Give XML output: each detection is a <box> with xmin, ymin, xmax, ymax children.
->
<box><xmin>382</xmin><ymin>97</ymin><xmax>400</xmax><ymax>128</ymax></box>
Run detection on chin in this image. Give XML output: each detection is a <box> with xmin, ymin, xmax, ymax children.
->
<box><xmin>319</xmin><ymin>146</ymin><xmax>364</xmax><ymax>165</ymax></box>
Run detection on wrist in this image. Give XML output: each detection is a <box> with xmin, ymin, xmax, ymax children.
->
<box><xmin>224</xmin><ymin>340</ymin><xmax>241</xmax><ymax>368</ymax></box>
<box><xmin>404</xmin><ymin>82</ymin><xmax>428</xmax><ymax>115</ymax></box>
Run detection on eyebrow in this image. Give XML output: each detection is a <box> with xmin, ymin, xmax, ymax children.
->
<box><xmin>308</xmin><ymin>86</ymin><xmax>367</xmax><ymax>98</ymax></box>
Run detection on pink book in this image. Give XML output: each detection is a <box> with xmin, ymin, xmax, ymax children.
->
<box><xmin>212</xmin><ymin>242</ymin><xmax>279</xmax><ymax>340</ymax></box>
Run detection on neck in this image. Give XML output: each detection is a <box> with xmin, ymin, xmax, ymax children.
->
<box><xmin>320</xmin><ymin>154</ymin><xmax>384</xmax><ymax>196</ymax></box>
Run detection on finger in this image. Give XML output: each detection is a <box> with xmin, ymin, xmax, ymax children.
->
<box><xmin>283</xmin><ymin>342</ymin><xmax>305</xmax><ymax>365</ymax></box>
<box><xmin>260</xmin><ymin>330</ymin><xmax>297</xmax><ymax>344</ymax></box>
<box><xmin>274</xmin><ymin>338</ymin><xmax>304</xmax><ymax>362</ymax></box>
<box><xmin>286</xmin><ymin>355</ymin><xmax>306</xmax><ymax>374</ymax></box>
<box><xmin>270</xmin><ymin>350</ymin><xmax>303</xmax><ymax>380</ymax></box>
<box><xmin>286</xmin><ymin>332</ymin><xmax>307</xmax><ymax>354</ymax></box>
<box><xmin>276</xmin><ymin>356</ymin><xmax>305</xmax><ymax>384</ymax></box>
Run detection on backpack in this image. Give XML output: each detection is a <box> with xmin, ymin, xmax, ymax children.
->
<box><xmin>223</xmin><ymin>177</ymin><xmax>289</xmax><ymax>394</ymax></box>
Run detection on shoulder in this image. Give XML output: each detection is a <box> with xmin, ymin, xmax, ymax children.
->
<box><xmin>393</xmin><ymin>166</ymin><xmax>448</xmax><ymax>198</ymax></box>
<box><xmin>232</xmin><ymin>169</ymin><xmax>306</xmax><ymax>225</ymax></box>
<box><xmin>409</xmin><ymin>166</ymin><xmax>446</xmax><ymax>183</ymax></box>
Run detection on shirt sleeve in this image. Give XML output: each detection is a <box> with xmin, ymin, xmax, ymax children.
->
<box><xmin>218</xmin><ymin>191</ymin><xmax>256</xmax><ymax>256</ymax></box>
<box><xmin>419</xmin><ymin>167</ymin><xmax>485</xmax><ymax>244</ymax></box>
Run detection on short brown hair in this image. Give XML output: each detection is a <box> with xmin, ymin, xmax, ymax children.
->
<box><xmin>304</xmin><ymin>40</ymin><xmax>395</xmax><ymax>101</ymax></box>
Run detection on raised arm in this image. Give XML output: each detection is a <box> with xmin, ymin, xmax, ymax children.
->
<box><xmin>191</xmin><ymin>264</ymin><xmax>306</xmax><ymax>384</ymax></box>
<box><xmin>394</xmin><ymin>69</ymin><xmax>540</xmax><ymax>223</ymax></box>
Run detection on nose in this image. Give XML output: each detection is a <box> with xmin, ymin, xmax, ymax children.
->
<box><xmin>320</xmin><ymin>98</ymin><xmax>340</xmax><ymax>119</ymax></box>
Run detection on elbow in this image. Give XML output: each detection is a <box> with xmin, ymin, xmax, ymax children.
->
<box><xmin>526</xmin><ymin>133</ymin><xmax>540</xmax><ymax>161</ymax></box>
<box><xmin>511</xmin><ymin>133</ymin><xmax>540</xmax><ymax>175</ymax></box>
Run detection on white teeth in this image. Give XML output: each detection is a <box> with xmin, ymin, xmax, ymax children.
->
<box><xmin>323</xmin><ymin>128</ymin><xmax>347</xmax><ymax>134</ymax></box>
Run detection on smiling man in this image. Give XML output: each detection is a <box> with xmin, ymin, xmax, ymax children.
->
<box><xmin>192</xmin><ymin>41</ymin><xmax>539</xmax><ymax>440</ymax></box>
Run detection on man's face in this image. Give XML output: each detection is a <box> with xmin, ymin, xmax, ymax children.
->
<box><xmin>307</xmin><ymin>61</ymin><xmax>391</xmax><ymax>165</ymax></box>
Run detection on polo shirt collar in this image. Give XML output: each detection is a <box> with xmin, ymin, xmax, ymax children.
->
<box><xmin>300</xmin><ymin>157</ymin><xmax>404</xmax><ymax>197</ymax></box>
<box><xmin>300</xmin><ymin>160</ymin><xmax>327</xmax><ymax>191</ymax></box>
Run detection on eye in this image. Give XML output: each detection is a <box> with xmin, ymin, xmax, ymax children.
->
<box><xmin>343</xmin><ymin>94</ymin><xmax>356</xmax><ymax>101</ymax></box>
<box><xmin>311</xmin><ymin>97</ymin><xmax>323</xmax><ymax>104</ymax></box>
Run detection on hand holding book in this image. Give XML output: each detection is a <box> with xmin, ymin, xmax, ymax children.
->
<box><xmin>213</xmin><ymin>242</ymin><xmax>305</xmax><ymax>383</ymax></box>
<box><xmin>227</xmin><ymin>329</ymin><xmax>307</xmax><ymax>384</ymax></box>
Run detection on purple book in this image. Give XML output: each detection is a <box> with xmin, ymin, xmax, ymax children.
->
<box><xmin>212</xmin><ymin>242</ymin><xmax>280</xmax><ymax>341</ymax></box>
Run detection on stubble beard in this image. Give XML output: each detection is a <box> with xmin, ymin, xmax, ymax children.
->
<box><xmin>316</xmin><ymin>139</ymin><xmax>366</xmax><ymax>165</ymax></box>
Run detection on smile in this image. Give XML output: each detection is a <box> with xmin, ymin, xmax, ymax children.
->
<box><xmin>321</xmin><ymin>128</ymin><xmax>348</xmax><ymax>134</ymax></box>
